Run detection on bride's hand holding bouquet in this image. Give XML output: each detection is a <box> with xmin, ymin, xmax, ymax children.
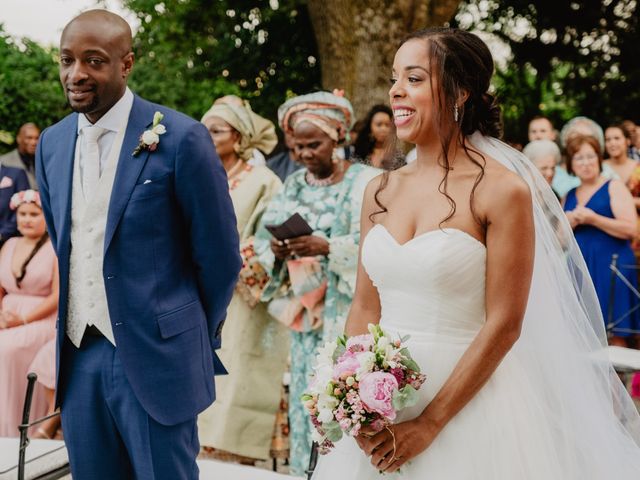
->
<box><xmin>302</xmin><ymin>324</ymin><xmax>427</xmax><ymax>473</ymax></box>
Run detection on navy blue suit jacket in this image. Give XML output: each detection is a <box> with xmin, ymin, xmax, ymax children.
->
<box><xmin>36</xmin><ymin>96</ymin><xmax>241</xmax><ymax>425</ymax></box>
<box><xmin>0</xmin><ymin>164</ymin><xmax>30</xmax><ymax>242</ymax></box>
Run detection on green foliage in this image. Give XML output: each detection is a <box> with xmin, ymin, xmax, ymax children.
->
<box><xmin>392</xmin><ymin>384</ymin><xmax>419</xmax><ymax>411</ymax></box>
<box><xmin>452</xmin><ymin>0</ymin><xmax>639</xmax><ymax>143</ymax></box>
<box><xmin>0</xmin><ymin>25</ymin><xmax>68</xmax><ymax>154</ymax></box>
<box><xmin>124</xmin><ymin>0</ymin><xmax>321</xmax><ymax>123</ymax></box>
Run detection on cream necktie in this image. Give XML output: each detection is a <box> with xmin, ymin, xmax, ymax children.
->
<box><xmin>81</xmin><ymin>125</ymin><xmax>107</xmax><ymax>200</ymax></box>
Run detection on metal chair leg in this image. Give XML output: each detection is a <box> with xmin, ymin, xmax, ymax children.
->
<box><xmin>18</xmin><ymin>372</ymin><xmax>38</xmax><ymax>480</ymax></box>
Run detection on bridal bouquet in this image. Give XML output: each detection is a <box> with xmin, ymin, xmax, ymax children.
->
<box><xmin>302</xmin><ymin>324</ymin><xmax>426</xmax><ymax>454</ymax></box>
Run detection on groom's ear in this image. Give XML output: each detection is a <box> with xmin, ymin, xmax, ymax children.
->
<box><xmin>122</xmin><ymin>52</ymin><xmax>135</xmax><ymax>79</ymax></box>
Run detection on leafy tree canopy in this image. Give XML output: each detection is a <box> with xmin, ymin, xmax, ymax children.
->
<box><xmin>0</xmin><ymin>25</ymin><xmax>67</xmax><ymax>154</ymax></box>
<box><xmin>124</xmin><ymin>0</ymin><xmax>321</xmax><ymax>123</ymax></box>
<box><xmin>452</xmin><ymin>0</ymin><xmax>639</xmax><ymax>143</ymax></box>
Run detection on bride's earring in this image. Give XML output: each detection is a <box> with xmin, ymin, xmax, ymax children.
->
<box><xmin>454</xmin><ymin>104</ymin><xmax>459</xmax><ymax>123</ymax></box>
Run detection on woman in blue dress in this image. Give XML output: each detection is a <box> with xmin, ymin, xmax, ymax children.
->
<box><xmin>564</xmin><ymin>134</ymin><xmax>639</xmax><ymax>346</ymax></box>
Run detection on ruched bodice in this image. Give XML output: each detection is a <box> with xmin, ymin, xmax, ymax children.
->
<box><xmin>362</xmin><ymin>224</ymin><xmax>486</xmax><ymax>341</ymax></box>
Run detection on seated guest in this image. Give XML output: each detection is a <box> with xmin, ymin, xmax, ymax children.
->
<box><xmin>198</xmin><ymin>100</ymin><xmax>290</xmax><ymax>464</ymax></box>
<box><xmin>29</xmin><ymin>338</ymin><xmax>60</xmax><ymax>439</ymax></box>
<box><xmin>523</xmin><ymin>139</ymin><xmax>561</xmax><ymax>196</ymax></box>
<box><xmin>0</xmin><ymin>163</ymin><xmax>29</xmax><ymax>247</ymax></box>
<box><xmin>267</xmin><ymin>130</ymin><xmax>303</xmax><ymax>182</ymax></box>
<box><xmin>563</xmin><ymin>136</ymin><xmax>638</xmax><ymax>347</ymax></box>
<box><xmin>353</xmin><ymin>104</ymin><xmax>404</xmax><ymax>169</ymax></box>
<box><xmin>254</xmin><ymin>91</ymin><xmax>380</xmax><ymax>476</ymax></box>
<box><xmin>0</xmin><ymin>123</ymin><xmax>39</xmax><ymax>189</ymax></box>
<box><xmin>0</xmin><ymin>190</ymin><xmax>58</xmax><ymax>437</ymax></box>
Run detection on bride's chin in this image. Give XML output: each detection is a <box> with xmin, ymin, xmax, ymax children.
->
<box><xmin>397</xmin><ymin>131</ymin><xmax>417</xmax><ymax>144</ymax></box>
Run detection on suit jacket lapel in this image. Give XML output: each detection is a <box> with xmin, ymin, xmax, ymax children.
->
<box><xmin>58</xmin><ymin>114</ymin><xmax>80</xmax><ymax>258</ymax></box>
<box><xmin>104</xmin><ymin>96</ymin><xmax>153</xmax><ymax>253</ymax></box>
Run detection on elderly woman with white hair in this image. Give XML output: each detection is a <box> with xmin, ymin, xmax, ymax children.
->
<box><xmin>523</xmin><ymin>139</ymin><xmax>562</xmax><ymax>197</ymax></box>
<box><xmin>197</xmin><ymin>100</ymin><xmax>290</xmax><ymax>464</ymax></box>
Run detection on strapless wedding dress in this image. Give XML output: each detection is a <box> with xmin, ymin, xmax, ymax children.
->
<box><xmin>312</xmin><ymin>224</ymin><xmax>640</xmax><ymax>479</ymax></box>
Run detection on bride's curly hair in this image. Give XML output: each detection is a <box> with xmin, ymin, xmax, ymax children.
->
<box><xmin>372</xmin><ymin>28</ymin><xmax>503</xmax><ymax>226</ymax></box>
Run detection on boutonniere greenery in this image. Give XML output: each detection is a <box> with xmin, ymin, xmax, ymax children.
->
<box><xmin>133</xmin><ymin>111</ymin><xmax>166</xmax><ymax>156</ymax></box>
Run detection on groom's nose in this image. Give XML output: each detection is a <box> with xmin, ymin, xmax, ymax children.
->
<box><xmin>67</xmin><ymin>61</ymin><xmax>90</xmax><ymax>84</ymax></box>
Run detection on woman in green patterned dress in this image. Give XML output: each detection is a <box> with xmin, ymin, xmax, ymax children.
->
<box><xmin>254</xmin><ymin>91</ymin><xmax>380</xmax><ymax>475</ymax></box>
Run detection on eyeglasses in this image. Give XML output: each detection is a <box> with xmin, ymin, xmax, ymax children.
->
<box><xmin>208</xmin><ymin>128</ymin><xmax>233</xmax><ymax>136</ymax></box>
<box><xmin>572</xmin><ymin>153</ymin><xmax>599</xmax><ymax>165</ymax></box>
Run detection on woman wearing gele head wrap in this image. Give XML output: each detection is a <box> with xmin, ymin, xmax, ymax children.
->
<box><xmin>254</xmin><ymin>91</ymin><xmax>380</xmax><ymax>475</ymax></box>
<box><xmin>0</xmin><ymin>190</ymin><xmax>58</xmax><ymax>437</ymax></box>
<box><xmin>198</xmin><ymin>100</ymin><xmax>290</xmax><ymax>464</ymax></box>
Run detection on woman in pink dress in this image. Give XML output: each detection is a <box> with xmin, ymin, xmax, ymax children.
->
<box><xmin>0</xmin><ymin>190</ymin><xmax>58</xmax><ymax>437</ymax></box>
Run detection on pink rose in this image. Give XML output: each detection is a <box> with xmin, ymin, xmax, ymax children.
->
<box><xmin>358</xmin><ymin>371</ymin><xmax>399</xmax><ymax>420</ymax></box>
<box><xmin>333</xmin><ymin>352</ymin><xmax>361</xmax><ymax>379</ymax></box>
<box><xmin>346</xmin><ymin>334</ymin><xmax>374</xmax><ymax>353</ymax></box>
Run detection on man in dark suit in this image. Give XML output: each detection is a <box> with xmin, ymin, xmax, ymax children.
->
<box><xmin>36</xmin><ymin>10</ymin><xmax>241</xmax><ymax>479</ymax></box>
<box><xmin>0</xmin><ymin>164</ymin><xmax>29</xmax><ymax>246</ymax></box>
<box><xmin>0</xmin><ymin>123</ymin><xmax>40</xmax><ymax>189</ymax></box>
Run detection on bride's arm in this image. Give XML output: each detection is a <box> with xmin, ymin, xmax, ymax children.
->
<box><xmin>344</xmin><ymin>176</ymin><xmax>383</xmax><ymax>337</ymax></box>
<box><xmin>365</xmin><ymin>171</ymin><xmax>535</xmax><ymax>473</ymax></box>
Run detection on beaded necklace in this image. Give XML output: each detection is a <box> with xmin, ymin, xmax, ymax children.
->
<box><xmin>305</xmin><ymin>158</ymin><xmax>345</xmax><ymax>187</ymax></box>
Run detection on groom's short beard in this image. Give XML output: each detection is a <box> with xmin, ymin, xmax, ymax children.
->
<box><xmin>66</xmin><ymin>94</ymin><xmax>100</xmax><ymax>115</ymax></box>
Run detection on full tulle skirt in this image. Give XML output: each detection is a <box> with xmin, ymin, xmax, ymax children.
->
<box><xmin>313</xmin><ymin>326</ymin><xmax>640</xmax><ymax>479</ymax></box>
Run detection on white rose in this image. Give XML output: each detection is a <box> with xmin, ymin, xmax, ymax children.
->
<box><xmin>355</xmin><ymin>351</ymin><xmax>376</xmax><ymax>379</ymax></box>
<box><xmin>317</xmin><ymin>393</ymin><xmax>339</xmax><ymax>411</ymax></box>
<box><xmin>153</xmin><ymin>124</ymin><xmax>167</xmax><ymax>135</ymax></box>
<box><xmin>310</xmin><ymin>365</ymin><xmax>333</xmax><ymax>394</ymax></box>
<box><xmin>318</xmin><ymin>408</ymin><xmax>334</xmax><ymax>423</ymax></box>
<box><xmin>142</xmin><ymin>130</ymin><xmax>160</xmax><ymax>146</ymax></box>
<box><xmin>315</xmin><ymin>340</ymin><xmax>338</xmax><ymax>366</ymax></box>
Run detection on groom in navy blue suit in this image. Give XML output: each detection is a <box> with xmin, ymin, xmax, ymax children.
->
<box><xmin>36</xmin><ymin>10</ymin><xmax>241</xmax><ymax>479</ymax></box>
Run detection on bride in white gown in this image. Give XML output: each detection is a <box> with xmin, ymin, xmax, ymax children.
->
<box><xmin>312</xmin><ymin>28</ymin><xmax>640</xmax><ymax>479</ymax></box>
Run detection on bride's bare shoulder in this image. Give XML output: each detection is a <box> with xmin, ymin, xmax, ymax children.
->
<box><xmin>478</xmin><ymin>154</ymin><xmax>532</xmax><ymax>217</ymax></box>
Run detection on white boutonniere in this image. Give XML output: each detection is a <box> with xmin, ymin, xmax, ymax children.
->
<box><xmin>133</xmin><ymin>111</ymin><xmax>166</xmax><ymax>156</ymax></box>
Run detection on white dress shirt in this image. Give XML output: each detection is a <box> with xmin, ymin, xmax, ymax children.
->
<box><xmin>76</xmin><ymin>87</ymin><xmax>134</xmax><ymax>177</ymax></box>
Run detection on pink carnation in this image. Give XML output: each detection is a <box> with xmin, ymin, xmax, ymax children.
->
<box><xmin>359</xmin><ymin>371</ymin><xmax>399</xmax><ymax>420</ymax></box>
<box><xmin>369</xmin><ymin>418</ymin><xmax>386</xmax><ymax>433</ymax></box>
<box><xmin>333</xmin><ymin>352</ymin><xmax>360</xmax><ymax>379</ymax></box>
<box><xmin>346</xmin><ymin>334</ymin><xmax>374</xmax><ymax>353</ymax></box>
<box><xmin>390</xmin><ymin>367</ymin><xmax>405</xmax><ymax>386</ymax></box>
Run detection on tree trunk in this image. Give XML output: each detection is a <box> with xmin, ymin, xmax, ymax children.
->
<box><xmin>307</xmin><ymin>0</ymin><xmax>460</xmax><ymax>118</ymax></box>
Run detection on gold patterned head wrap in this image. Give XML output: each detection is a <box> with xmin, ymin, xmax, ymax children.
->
<box><xmin>277</xmin><ymin>91</ymin><xmax>355</xmax><ymax>144</ymax></box>
<box><xmin>201</xmin><ymin>99</ymin><xmax>277</xmax><ymax>161</ymax></box>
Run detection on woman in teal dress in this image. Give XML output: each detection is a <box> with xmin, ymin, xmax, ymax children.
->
<box><xmin>254</xmin><ymin>91</ymin><xmax>379</xmax><ymax>475</ymax></box>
